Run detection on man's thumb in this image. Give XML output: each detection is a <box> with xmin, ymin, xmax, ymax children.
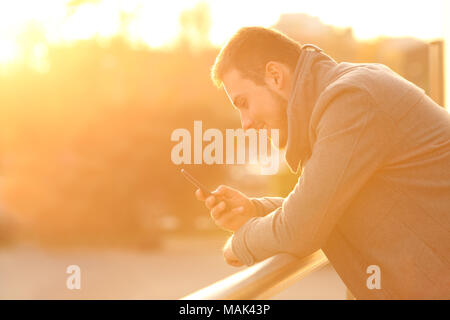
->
<box><xmin>213</xmin><ymin>185</ymin><xmax>230</xmax><ymax>195</ymax></box>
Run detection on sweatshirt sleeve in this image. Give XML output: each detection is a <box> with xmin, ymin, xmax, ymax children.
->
<box><xmin>232</xmin><ymin>88</ymin><xmax>402</xmax><ymax>265</ymax></box>
<box><xmin>251</xmin><ymin>197</ymin><xmax>284</xmax><ymax>217</ymax></box>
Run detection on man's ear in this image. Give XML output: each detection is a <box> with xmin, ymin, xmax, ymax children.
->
<box><xmin>264</xmin><ymin>61</ymin><xmax>285</xmax><ymax>91</ymax></box>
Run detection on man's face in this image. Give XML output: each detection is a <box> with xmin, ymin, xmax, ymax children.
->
<box><xmin>222</xmin><ymin>69</ymin><xmax>289</xmax><ymax>148</ymax></box>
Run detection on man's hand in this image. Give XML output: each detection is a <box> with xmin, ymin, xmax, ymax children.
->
<box><xmin>223</xmin><ymin>236</ymin><xmax>243</xmax><ymax>267</ymax></box>
<box><xmin>195</xmin><ymin>185</ymin><xmax>257</xmax><ymax>232</ymax></box>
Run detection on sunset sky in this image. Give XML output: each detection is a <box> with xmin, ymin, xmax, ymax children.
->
<box><xmin>0</xmin><ymin>0</ymin><xmax>446</xmax><ymax>55</ymax></box>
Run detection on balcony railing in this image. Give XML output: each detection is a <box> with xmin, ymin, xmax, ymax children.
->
<box><xmin>181</xmin><ymin>250</ymin><xmax>328</xmax><ymax>300</ymax></box>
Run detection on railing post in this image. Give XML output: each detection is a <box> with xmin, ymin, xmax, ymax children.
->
<box><xmin>429</xmin><ymin>40</ymin><xmax>445</xmax><ymax>106</ymax></box>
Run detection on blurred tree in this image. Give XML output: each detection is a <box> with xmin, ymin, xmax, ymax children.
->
<box><xmin>178</xmin><ymin>2</ymin><xmax>212</xmax><ymax>52</ymax></box>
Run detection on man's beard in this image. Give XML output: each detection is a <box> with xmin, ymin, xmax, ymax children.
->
<box><xmin>267</xmin><ymin>86</ymin><xmax>289</xmax><ymax>148</ymax></box>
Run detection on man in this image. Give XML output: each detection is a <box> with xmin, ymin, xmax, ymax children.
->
<box><xmin>195</xmin><ymin>27</ymin><xmax>450</xmax><ymax>299</ymax></box>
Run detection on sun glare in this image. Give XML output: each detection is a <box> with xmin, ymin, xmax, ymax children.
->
<box><xmin>0</xmin><ymin>0</ymin><xmax>445</xmax><ymax>65</ymax></box>
<box><xmin>0</xmin><ymin>41</ymin><xmax>18</xmax><ymax>64</ymax></box>
<box><xmin>125</xmin><ymin>2</ymin><xmax>187</xmax><ymax>49</ymax></box>
<box><xmin>60</xmin><ymin>2</ymin><xmax>120</xmax><ymax>41</ymax></box>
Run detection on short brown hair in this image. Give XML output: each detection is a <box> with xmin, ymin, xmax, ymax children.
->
<box><xmin>211</xmin><ymin>27</ymin><xmax>302</xmax><ymax>88</ymax></box>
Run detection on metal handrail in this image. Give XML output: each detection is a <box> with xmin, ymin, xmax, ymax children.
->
<box><xmin>181</xmin><ymin>250</ymin><xmax>328</xmax><ymax>300</ymax></box>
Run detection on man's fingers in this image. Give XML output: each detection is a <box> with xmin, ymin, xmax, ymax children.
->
<box><xmin>211</xmin><ymin>201</ymin><xmax>227</xmax><ymax>219</ymax></box>
<box><xmin>205</xmin><ymin>195</ymin><xmax>217</xmax><ymax>209</ymax></box>
<box><xmin>213</xmin><ymin>206</ymin><xmax>244</xmax><ymax>224</ymax></box>
<box><xmin>213</xmin><ymin>184</ymin><xmax>226</xmax><ymax>194</ymax></box>
<box><xmin>215</xmin><ymin>212</ymin><xmax>241</xmax><ymax>230</ymax></box>
<box><xmin>215</xmin><ymin>206</ymin><xmax>243</xmax><ymax>222</ymax></box>
<box><xmin>226</xmin><ymin>258</ymin><xmax>243</xmax><ymax>267</ymax></box>
<box><xmin>230</xmin><ymin>206</ymin><xmax>244</xmax><ymax>215</ymax></box>
<box><xmin>195</xmin><ymin>189</ymin><xmax>206</xmax><ymax>201</ymax></box>
<box><xmin>212</xmin><ymin>185</ymin><xmax>233</xmax><ymax>197</ymax></box>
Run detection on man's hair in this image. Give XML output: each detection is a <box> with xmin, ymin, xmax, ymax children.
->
<box><xmin>211</xmin><ymin>26</ymin><xmax>302</xmax><ymax>88</ymax></box>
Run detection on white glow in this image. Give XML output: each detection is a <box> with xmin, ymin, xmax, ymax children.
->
<box><xmin>0</xmin><ymin>0</ymin><xmax>445</xmax><ymax>64</ymax></box>
<box><xmin>208</xmin><ymin>0</ymin><xmax>445</xmax><ymax>45</ymax></box>
<box><xmin>0</xmin><ymin>40</ymin><xmax>19</xmax><ymax>64</ymax></box>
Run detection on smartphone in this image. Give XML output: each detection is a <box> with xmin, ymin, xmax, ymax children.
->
<box><xmin>180</xmin><ymin>169</ymin><xmax>212</xmax><ymax>196</ymax></box>
<box><xmin>181</xmin><ymin>169</ymin><xmax>228</xmax><ymax>210</ymax></box>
